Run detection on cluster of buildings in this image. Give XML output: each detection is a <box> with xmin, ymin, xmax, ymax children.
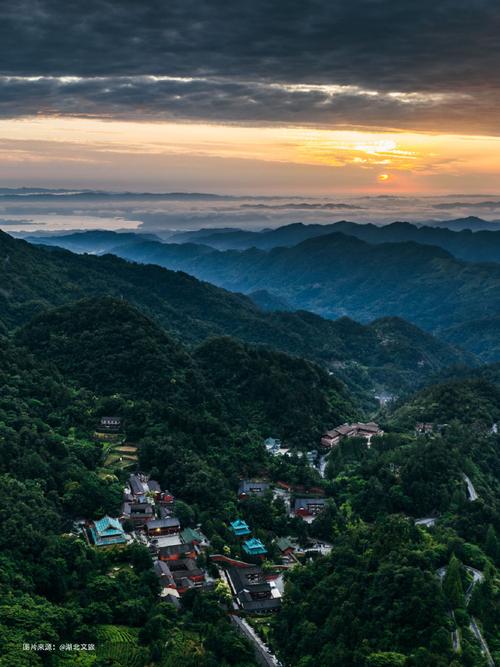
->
<box><xmin>415</xmin><ymin>422</ymin><xmax>434</xmax><ymax>435</ymax></box>
<box><xmin>87</xmin><ymin>468</ymin><xmax>330</xmax><ymax>617</ymax></box>
<box><xmin>87</xmin><ymin>412</ymin><xmax>356</xmax><ymax>619</ymax></box>
<box><xmin>87</xmin><ymin>473</ymin><xmax>210</xmax><ymax>600</ymax></box>
<box><xmin>239</xmin><ymin>478</ymin><xmax>327</xmax><ymax>523</ymax></box>
<box><xmin>320</xmin><ymin>421</ymin><xmax>383</xmax><ymax>448</ymax></box>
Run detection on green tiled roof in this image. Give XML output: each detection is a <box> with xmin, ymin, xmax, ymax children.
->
<box><xmin>276</xmin><ymin>537</ymin><xmax>294</xmax><ymax>552</ymax></box>
<box><xmin>181</xmin><ymin>527</ymin><xmax>205</xmax><ymax>543</ymax></box>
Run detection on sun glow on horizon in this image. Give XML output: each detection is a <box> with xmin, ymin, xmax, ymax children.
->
<box><xmin>0</xmin><ymin>116</ymin><xmax>500</xmax><ymax>194</ymax></box>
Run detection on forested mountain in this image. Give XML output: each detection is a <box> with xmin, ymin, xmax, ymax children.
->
<box><xmin>31</xmin><ymin>220</ymin><xmax>500</xmax><ymax>262</ymax></box>
<box><xmin>441</xmin><ymin>316</ymin><xmax>500</xmax><ymax>363</ymax></box>
<box><xmin>17</xmin><ymin>297</ymin><xmax>355</xmax><ymax>443</ymax></box>
<box><xmin>45</xmin><ymin>220</ymin><xmax>499</xmax><ymax>262</ymax></box>
<box><xmin>0</xmin><ymin>231</ymin><xmax>471</xmax><ymax>400</ymax></box>
<box><xmin>26</xmin><ymin>230</ymin><xmax>162</xmax><ymax>254</ymax></box>
<box><xmin>427</xmin><ymin>216</ymin><xmax>500</xmax><ymax>232</ymax></box>
<box><xmin>28</xmin><ymin>230</ymin><xmax>500</xmax><ymax>340</ymax></box>
<box><xmin>273</xmin><ymin>373</ymin><xmax>500</xmax><ymax>666</ymax></box>
<box><xmin>25</xmin><ymin>228</ymin><xmax>500</xmax><ymax>361</ymax></box>
<box><xmin>390</xmin><ymin>378</ymin><xmax>500</xmax><ymax>428</ymax></box>
<box><xmin>428</xmin><ymin>361</ymin><xmax>500</xmax><ymax>388</ymax></box>
<box><xmin>55</xmin><ymin>230</ymin><xmax>500</xmax><ymax>334</ymax></box>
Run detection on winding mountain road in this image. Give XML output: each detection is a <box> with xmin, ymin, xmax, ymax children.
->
<box><xmin>438</xmin><ymin>564</ymin><xmax>494</xmax><ymax>666</ymax></box>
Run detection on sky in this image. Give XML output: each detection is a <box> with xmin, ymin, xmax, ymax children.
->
<box><xmin>1</xmin><ymin>1</ymin><xmax>500</xmax><ymax>195</ymax></box>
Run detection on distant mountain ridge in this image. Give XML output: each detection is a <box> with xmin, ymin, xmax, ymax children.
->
<box><xmin>165</xmin><ymin>219</ymin><xmax>500</xmax><ymax>261</ymax></box>
<box><xmin>33</xmin><ymin>217</ymin><xmax>500</xmax><ymax>264</ymax></box>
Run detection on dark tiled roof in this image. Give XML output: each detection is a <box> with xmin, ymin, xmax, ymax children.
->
<box><xmin>147</xmin><ymin>518</ymin><xmax>180</xmax><ymax>530</ymax></box>
<box><xmin>129</xmin><ymin>475</ymin><xmax>145</xmax><ymax>496</ymax></box>
<box><xmin>237</xmin><ymin>597</ymin><xmax>281</xmax><ymax>611</ymax></box>
<box><xmin>226</xmin><ymin>566</ymin><xmax>280</xmax><ymax>612</ymax></box>
<box><xmin>227</xmin><ymin>566</ymin><xmax>266</xmax><ymax>591</ymax></box>
<box><xmin>170</xmin><ymin>559</ymin><xmax>203</xmax><ymax>579</ymax></box>
<box><xmin>123</xmin><ymin>502</ymin><xmax>154</xmax><ymax>515</ymax></box>
<box><xmin>148</xmin><ymin>480</ymin><xmax>161</xmax><ymax>493</ymax></box>
<box><xmin>238</xmin><ymin>480</ymin><xmax>270</xmax><ymax>495</ymax></box>
<box><xmin>294</xmin><ymin>497</ymin><xmax>327</xmax><ymax>511</ymax></box>
<box><xmin>154</xmin><ymin>561</ymin><xmax>176</xmax><ymax>587</ymax></box>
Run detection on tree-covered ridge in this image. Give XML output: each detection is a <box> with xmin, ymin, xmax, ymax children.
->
<box><xmin>16</xmin><ymin>297</ymin><xmax>356</xmax><ymax>444</ymax></box>
<box><xmin>16</xmin><ymin>297</ymin><xmax>194</xmax><ymax>399</ymax></box>
<box><xmin>441</xmin><ymin>317</ymin><xmax>500</xmax><ymax>363</ymax></box>
<box><xmin>275</xmin><ymin>517</ymin><xmax>450</xmax><ymax>667</ymax></box>
<box><xmin>390</xmin><ymin>378</ymin><xmax>500</xmax><ymax>428</ymax></box>
<box><xmin>0</xmin><ymin>230</ymin><xmax>472</xmax><ymax>400</ymax></box>
<box><xmin>36</xmin><ymin>227</ymin><xmax>500</xmax><ymax>335</ymax></box>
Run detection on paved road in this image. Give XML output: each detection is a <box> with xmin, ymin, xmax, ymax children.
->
<box><xmin>463</xmin><ymin>474</ymin><xmax>479</xmax><ymax>501</ymax></box>
<box><xmin>470</xmin><ymin>617</ymin><xmax>495</xmax><ymax>667</ymax></box>
<box><xmin>465</xmin><ymin>567</ymin><xmax>484</xmax><ymax>603</ymax></box>
<box><xmin>231</xmin><ymin>615</ymin><xmax>281</xmax><ymax>667</ymax></box>
<box><xmin>317</xmin><ymin>454</ymin><xmax>329</xmax><ymax>478</ymax></box>
<box><xmin>451</xmin><ymin>628</ymin><xmax>461</xmax><ymax>653</ymax></box>
<box><xmin>415</xmin><ymin>517</ymin><xmax>437</xmax><ymax>527</ymax></box>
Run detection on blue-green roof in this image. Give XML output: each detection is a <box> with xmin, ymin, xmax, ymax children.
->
<box><xmin>94</xmin><ymin>515</ymin><xmax>124</xmax><ymax>536</ymax></box>
<box><xmin>243</xmin><ymin>538</ymin><xmax>267</xmax><ymax>555</ymax></box>
<box><xmin>90</xmin><ymin>516</ymin><xmax>127</xmax><ymax>546</ymax></box>
<box><xmin>230</xmin><ymin>519</ymin><xmax>251</xmax><ymax>535</ymax></box>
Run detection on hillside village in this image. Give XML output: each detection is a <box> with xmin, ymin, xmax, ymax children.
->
<box><xmin>80</xmin><ymin>417</ymin><xmax>386</xmax><ymax>632</ymax></box>
<box><xmin>66</xmin><ymin>399</ymin><xmax>500</xmax><ymax>667</ymax></box>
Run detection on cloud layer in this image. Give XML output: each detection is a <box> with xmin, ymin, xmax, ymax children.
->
<box><xmin>1</xmin><ymin>1</ymin><xmax>500</xmax><ymax>132</ymax></box>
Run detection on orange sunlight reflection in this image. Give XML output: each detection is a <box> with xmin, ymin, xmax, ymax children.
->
<box><xmin>1</xmin><ymin>117</ymin><xmax>500</xmax><ymax>193</ymax></box>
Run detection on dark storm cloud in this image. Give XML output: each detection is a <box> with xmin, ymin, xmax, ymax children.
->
<box><xmin>1</xmin><ymin>1</ymin><xmax>500</xmax><ymax>132</ymax></box>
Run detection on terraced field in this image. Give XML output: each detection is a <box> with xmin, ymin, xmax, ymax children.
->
<box><xmin>96</xmin><ymin>625</ymin><xmax>146</xmax><ymax>666</ymax></box>
<box><xmin>103</xmin><ymin>443</ymin><xmax>138</xmax><ymax>471</ymax></box>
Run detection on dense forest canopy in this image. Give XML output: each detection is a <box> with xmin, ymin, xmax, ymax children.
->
<box><xmin>0</xmin><ymin>231</ymin><xmax>498</xmax><ymax>667</ymax></box>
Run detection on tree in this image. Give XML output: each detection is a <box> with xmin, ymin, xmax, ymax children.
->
<box><xmin>366</xmin><ymin>652</ymin><xmax>407</xmax><ymax>667</ymax></box>
<box><xmin>443</xmin><ymin>555</ymin><xmax>465</xmax><ymax>609</ymax></box>
<box><xmin>485</xmin><ymin>524</ymin><xmax>499</xmax><ymax>562</ymax></box>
